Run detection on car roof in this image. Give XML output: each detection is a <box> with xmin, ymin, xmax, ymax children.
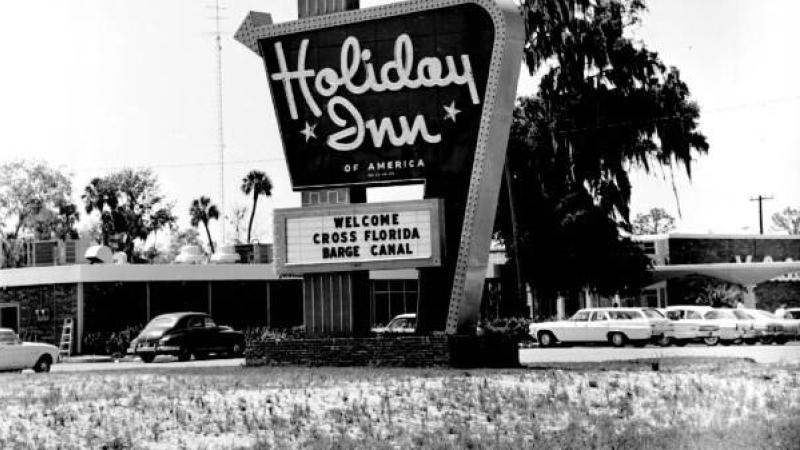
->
<box><xmin>151</xmin><ymin>312</ymin><xmax>208</xmax><ymax>320</ymax></box>
<box><xmin>665</xmin><ymin>305</ymin><xmax>711</xmax><ymax>310</ymax></box>
<box><xmin>391</xmin><ymin>313</ymin><xmax>416</xmax><ymax>319</ymax></box>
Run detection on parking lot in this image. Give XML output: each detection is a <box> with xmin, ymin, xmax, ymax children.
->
<box><xmin>41</xmin><ymin>341</ymin><xmax>799</xmax><ymax>373</ymax></box>
<box><xmin>519</xmin><ymin>341</ymin><xmax>800</xmax><ymax>365</ymax></box>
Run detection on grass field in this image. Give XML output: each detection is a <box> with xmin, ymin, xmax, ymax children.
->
<box><xmin>0</xmin><ymin>359</ymin><xmax>798</xmax><ymax>449</ymax></box>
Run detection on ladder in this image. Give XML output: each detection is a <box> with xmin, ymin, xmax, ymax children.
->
<box><xmin>58</xmin><ymin>318</ymin><xmax>73</xmax><ymax>361</ymax></box>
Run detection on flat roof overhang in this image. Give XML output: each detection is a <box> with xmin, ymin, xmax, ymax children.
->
<box><xmin>0</xmin><ymin>264</ymin><xmax>286</xmax><ymax>288</ymax></box>
<box><xmin>651</xmin><ymin>261</ymin><xmax>800</xmax><ymax>286</ymax></box>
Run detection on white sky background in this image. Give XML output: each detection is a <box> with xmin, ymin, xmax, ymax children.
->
<box><xmin>0</xmin><ymin>0</ymin><xmax>798</xmax><ymax>247</ymax></box>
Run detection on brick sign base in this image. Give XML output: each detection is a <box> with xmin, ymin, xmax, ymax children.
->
<box><xmin>245</xmin><ymin>335</ymin><xmax>520</xmax><ymax>368</ymax></box>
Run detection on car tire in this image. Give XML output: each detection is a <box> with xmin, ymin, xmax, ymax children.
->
<box><xmin>656</xmin><ymin>335</ymin><xmax>672</xmax><ymax>347</ymax></box>
<box><xmin>230</xmin><ymin>343</ymin><xmax>244</xmax><ymax>358</ymax></box>
<box><xmin>177</xmin><ymin>347</ymin><xmax>192</xmax><ymax>362</ymax></box>
<box><xmin>774</xmin><ymin>337</ymin><xmax>787</xmax><ymax>345</ymax></box>
<box><xmin>33</xmin><ymin>355</ymin><xmax>52</xmax><ymax>373</ymax></box>
<box><xmin>537</xmin><ymin>331</ymin><xmax>556</xmax><ymax>348</ymax></box>
<box><xmin>720</xmin><ymin>339</ymin><xmax>734</xmax><ymax>346</ymax></box>
<box><xmin>609</xmin><ymin>332</ymin><xmax>627</xmax><ymax>348</ymax></box>
<box><xmin>760</xmin><ymin>336</ymin><xmax>774</xmax><ymax>345</ymax></box>
<box><xmin>703</xmin><ymin>336</ymin><xmax>719</xmax><ymax>346</ymax></box>
<box><xmin>744</xmin><ymin>338</ymin><xmax>758</xmax><ymax>345</ymax></box>
<box><xmin>140</xmin><ymin>354</ymin><xmax>156</xmax><ymax>363</ymax></box>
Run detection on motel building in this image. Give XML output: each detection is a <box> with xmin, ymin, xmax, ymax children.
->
<box><xmin>0</xmin><ymin>238</ymin><xmax>508</xmax><ymax>354</ymax></box>
<box><xmin>626</xmin><ymin>234</ymin><xmax>800</xmax><ymax>312</ymax></box>
<box><xmin>516</xmin><ymin>234</ymin><xmax>800</xmax><ymax>319</ymax></box>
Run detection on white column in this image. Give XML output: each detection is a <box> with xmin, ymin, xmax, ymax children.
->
<box><xmin>556</xmin><ymin>295</ymin><xmax>565</xmax><ymax>320</ymax></box>
<box><xmin>584</xmin><ymin>288</ymin><xmax>592</xmax><ymax>308</ymax></box>
<box><xmin>743</xmin><ymin>285</ymin><xmax>757</xmax><ymax>308</ymax></box>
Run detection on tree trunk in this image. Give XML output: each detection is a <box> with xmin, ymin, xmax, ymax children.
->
<box><xmin>204</xmin><ymin>220</ymin><xmax>215</xmax><ymax>254</ymax></box>
<box><xmin>504</xmin><ymin>162</ymin><xmax>526</xmax><ymax>316</ymax></box>
<box><xmin>247</xmin><ymin>194</ymin><xmax>258</xmax><ymax>244</ymax></box>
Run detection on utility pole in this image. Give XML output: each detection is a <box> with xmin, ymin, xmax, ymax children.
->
<box><xmin>750</xmin><ymin>194</ymin><xmax>773</xmax><ymax>235</ymax></box>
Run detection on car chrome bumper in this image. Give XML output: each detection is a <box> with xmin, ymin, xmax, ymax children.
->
<box><xmin>128</xmin><ymin>345</ymin><xmax>180</xmax><ymax>355</ymax></box>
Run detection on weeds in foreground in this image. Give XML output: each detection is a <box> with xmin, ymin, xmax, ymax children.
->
<box><xmin>0</xmin><ymin>363</ymin><xmax>797</xmax><ymax>449</ymax></box>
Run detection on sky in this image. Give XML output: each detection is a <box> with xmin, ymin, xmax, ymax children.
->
<box><xmin>0</xmin><ymin>0</ymin><xmax>798</xmax><ymax>247</ymax></box>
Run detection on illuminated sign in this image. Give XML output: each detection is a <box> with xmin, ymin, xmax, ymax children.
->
<box><xmin>237</xmin><ymin>2</ymin><xmax>493</xmax><ymax>190</ymax></box>
<box><xmin>274</xmin><ymin>200</ymin><xmax>443</xmax><ymax>274</ymax></box>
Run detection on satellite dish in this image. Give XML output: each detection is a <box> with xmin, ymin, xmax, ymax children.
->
<box><xmin>84</xmin><ymin>245</ymin><xmax>113</xmax><ymax>264</ymax></box>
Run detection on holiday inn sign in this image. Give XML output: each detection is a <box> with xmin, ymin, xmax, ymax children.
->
<box><xmin>236</xmin><ymin>0</ymin><xmax>523</xmax><ymax>332</ymax></box>
<box><xmin>236</xmin><ymin>1</ymin><xmax>498</xmax><ymax>189</ymax></box>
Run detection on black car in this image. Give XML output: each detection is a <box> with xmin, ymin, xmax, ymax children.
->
<box><xmin>128</xmin><ymin>312</ymin><xmax>245</xmax><ymax>363</ymax></box>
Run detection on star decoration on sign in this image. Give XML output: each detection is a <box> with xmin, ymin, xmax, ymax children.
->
<box><xmin>443</xmin><ymin>101</ymin><xmax>461</xmax><ymax>122</ymax></box>
<box><xmin>300</xmin><ymin>121</ymin><xmax>317</xmax><ymax>143</ymax></box>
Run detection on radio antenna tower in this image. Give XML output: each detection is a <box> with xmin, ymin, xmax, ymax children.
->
<box><xmin>212</xmin><ymin>0</ymin><xmax>226</xmax><ymax>245</ymax></box>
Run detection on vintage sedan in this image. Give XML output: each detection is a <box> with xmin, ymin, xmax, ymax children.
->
<box><xmin>371</xmin><ymin>313</ymin><xmax>416</xmax><ymax>334</ymax></box>
<box><xmin>529</xmin><ymin>308</ymin><xmax>652</xmax><ymax>347</ymax></box>
<box><xmin>700</xmin><ymin>308</ymin><xmax>751</xmax><ymax>345</ymax></box>
<box><xmin>128</xmin><ymin>312</ymin><xmax>245</xmax><ymax>363</ymax></box>
<box><xmin>743</xmin><ymin>309</ymin><xmax>793</xmax><ymax>344</ymax></box>
<box><xmin>0</xmin><ymin>328</ymin><xmax>58</xmax><ymax>373</ymax></box>
<box><xmin>663</xmin><ymin>306</ymin><xmax>721</xmax><ymax>346</ymax></box>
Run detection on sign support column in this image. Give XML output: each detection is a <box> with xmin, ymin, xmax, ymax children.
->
<box><xmin>297</xmin><ymin>0</ymin><xmax>370</xmax><ymax>337</ymax></box>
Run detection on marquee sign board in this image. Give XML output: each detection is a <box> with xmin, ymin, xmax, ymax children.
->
<box><xmin>274</xmin><ymin>199</ymin><xmax>443</xmax><ymax>274</ymax></box>
<box><xmin>236</xmin><ymin>0</ymin><xmax>524</xmax><ymax>333</ymax></box>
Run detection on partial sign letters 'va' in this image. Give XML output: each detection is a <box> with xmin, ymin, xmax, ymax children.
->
<box><xmin>257</xmin><ymin>4</ymin><xmax>494</xmax><ymax>190</ymax></box>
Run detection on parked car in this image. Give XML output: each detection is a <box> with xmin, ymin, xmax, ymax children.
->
<box><xmin>128</xmin><ymin>312</ymin><xmax>245</xmax><ymax>363</ymax></box>
<box><xmin>776</xmin><ymin>308</ymin><xmax>800</xmax><ymax>339</ymax></box>
<box><xmin>743</xmin><ymin>309</ymin><xmax>792</xmax><ymax>344</ymax></box>
<box><xmin>700</xmin><ymin>308</ymin><xmax>752</xmax><ymax>345</ymax></box>
<box><xmin>0</xmin><ymin>328</ymin><xmax>58</xmax><ymax>373</ymax></box>
<box><xmin>637</xmin><ymin>308</ymin><xmax>675</xmax><ymax>346</ymax></box>
<box><xmin>528</xmin><ymin>308</ymin><xmax>652</xmax><ymax>348</ymax></box>
<box><xmin>371</xmin><ymin>313</ymin><xmax>416</xmax><ymax>334</ymax></box>
<box><xmin>663</xmin><ymin>306</ymin><xmax>721</xmax><ymax>346</ymax></box>
<box><xmin>781</xmin><ymin>308</ymin><xmax>800</xmax><ymax>320</ymax></box>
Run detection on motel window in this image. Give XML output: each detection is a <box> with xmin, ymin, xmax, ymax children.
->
<box><xmin>371</xmin><ymin>280</ymin><xmax>418</xmax><ymax>326</ymax></box>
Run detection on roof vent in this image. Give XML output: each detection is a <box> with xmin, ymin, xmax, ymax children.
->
<box><xmin>210</xmin><ymin>245</ymin><xmax>241</xmax><ymax>264</ymax></box>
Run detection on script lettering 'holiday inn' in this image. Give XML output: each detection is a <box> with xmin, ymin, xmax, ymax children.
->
<box><xmin>270</xmin><ymin>33</ymin><xmax>480</xmax><ymax>151</ymax></box>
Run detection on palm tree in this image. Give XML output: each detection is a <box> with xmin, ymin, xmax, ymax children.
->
<box><xmin>240</xmin><ymin>170</ymin><xmax>273</xmax><ymax>243</ymax></box>
<box><xmin>189</xmin><ymin>196</ymin><xmax>220</xmax><ymax>254</ymax></box>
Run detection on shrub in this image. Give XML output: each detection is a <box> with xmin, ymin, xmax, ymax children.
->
<box><xmin>479</xmin><ymin>317</ymin><xmax>532</xmax><ymax>343</ymax></box>
<box><xmin>80</xmin><ymin>325</ymin><xmax>143</xmax><ymax>357</ymax></box>
<box><xmin>243</xmin><ymin>325</ymin><xmax>305</xmax><ymax>344</ymax></box>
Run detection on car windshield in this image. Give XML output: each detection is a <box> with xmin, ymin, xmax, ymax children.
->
<box><xmin>570</xmin><ymin>311</ymin><xmax>590</xmax><ymax>321</ymax></box>
<box><xmin>0</xmin><ymin>331</ymin><xmax>17</xmax><ymax>344</ymax></box>
<box><xmin>787</xmin><ymin>311</ymin><xmax>800</xmax><ymax>319</ymax></box>
<box><xmin>143</xmin><ymin>316</ymin><xmax>178</xmax><ymax>331</ymax></box>
<box><xmin>642</xmin><ymin>309</ymin><xmax>664</xmax><ymax>319</ymax></box>
<box><xmin>387</xmin><ymin>317</ymin><xmax>415</xmax><ymax>329</ymax></box>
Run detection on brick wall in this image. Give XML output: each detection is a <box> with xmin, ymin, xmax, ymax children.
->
<box><xmin>0</xmin><ymin>284</ymin><xmax>77</xmax><ymax>349</ymax></box>
<box><xmin>669</xmin><ymin>238</ymin><xmax>800</xmax><ymax>264</ymax></box>
<box><xmin>245</xmin><ymin>334</ymin><xmax>519</xmax><ymax>368</ymax></box>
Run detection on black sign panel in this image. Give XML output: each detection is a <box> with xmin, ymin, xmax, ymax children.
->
<box><xmin>258</xmin><ymin>4</ymin><xmax>494</xmax><ymax>190</ymax></box>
